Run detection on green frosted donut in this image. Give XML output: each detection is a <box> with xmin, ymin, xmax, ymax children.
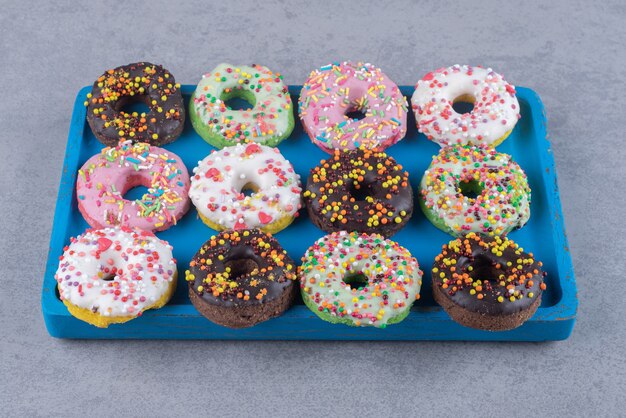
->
<box><xmin>189</xmin><ymin>63</ymin><xmax>294</xmax><ymax>148</ymax></box>
<box><xmin>299</xmin><ymin>231</ymin><xmax>423</xmax><ymax>328</ymax></box>
<box><xmin>419</xmin><ymin>145</ymin><xmax>531</xmax><ymax>236</ymax></box>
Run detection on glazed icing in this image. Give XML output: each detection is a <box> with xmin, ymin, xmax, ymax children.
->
<box><xmin>55</xmin><ymin>227</ymin><xmax>176</xmax><ymax>318</ymax></box>
<box><xmin>76</xmin><ymin>141</ymin><xmax>190</xmax><ymax>232</ymax></box>
<box><xmin>190</xmin><ymin>63</ymin><xmax>293</xmax><ymax>146</ymax></box>
<box><xmin>300</xmin><ymin>231</ymin><xmax>422</xmax><ymax>327</ymax></box>
<box><xmin>420</xmin><ymin>145</ymin><xmax>531</xmax><ymax>236</ymax></box>
<box><xmin>299</xmin><ymin>61</ymin><xmax>408</xmax><ymax>153</ymax></box>
<box><xmin>411</xmin><ymin>65</ymin><xmax>520</xmax><ymax>147</ymax></box>
<box><xmin>189</xmin><ymin>143</ymin><xmax>302</xmax><ymax>231</ymax></box>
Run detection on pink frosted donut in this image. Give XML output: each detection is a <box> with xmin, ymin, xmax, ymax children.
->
<box><xmin>76</xmin><ymin>141</ymin><xmax>190</xmax><ymax>232</ymax></box>
<box><xmin>298</xmin><ymin>61</ymin><xmax>408</xmax><ymax>153</ymax></box>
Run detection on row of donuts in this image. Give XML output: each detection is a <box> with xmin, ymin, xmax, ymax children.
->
<box><xmin>56</xmin><ymin>225</ymin><xmax>544</xmax><ymax>331</ymax></box>
<box><xmin>85</xmin><ymin>61</ymin><xmax>520</xmax><ymax>151</ymax></box>
<box><xmin>75</xmin><ymin>140</ymin><xmax>530</xmax><ymax>239</ymax></box>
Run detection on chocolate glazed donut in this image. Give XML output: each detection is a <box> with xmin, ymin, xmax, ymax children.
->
<box><xmin>86</xmin><ymin>62</ymin><xmax>185</xmax><ymax>146</ymax></box>
<box><xmin>432</xmin><ymin>233</ymin><xmax>547</xmax><ymax>331</ymax></box>
<box><xmin>303</xmin><ymin>148</ymin><xmax>413</xmax><ymax>237</ymax></box>
<box><xmin>185</xmin><ymin>229</ymin><xmax>296</xmax><ymax>328</ymax></box>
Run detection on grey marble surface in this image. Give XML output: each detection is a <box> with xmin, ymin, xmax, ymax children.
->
<box><xmin>1</xmin><ymin>1</ymin><xmax>624</xmax><ymax>416</ymax></box>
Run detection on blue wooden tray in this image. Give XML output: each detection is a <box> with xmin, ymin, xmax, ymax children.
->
<box><xmin>42</xmin><ymin>85</ymin><xmax>577</xmax><ymax>340</ymax></box>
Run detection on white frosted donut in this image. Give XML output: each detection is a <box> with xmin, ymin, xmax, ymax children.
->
<box><xmin>189</xmin><ymin>143</ymin><xmax>302</xmax><ymax>233</ymax></box>
<box><xmin>411</xmin><ymin>65</ymin><xmax>520</xmax><ymax>147</ymax></box>
<box><xmin>55</xmin><ymin>227</ymin><xmax>177</xmax><ymax>327</ymax></box>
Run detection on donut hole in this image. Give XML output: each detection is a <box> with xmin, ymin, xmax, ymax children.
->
<box><xmin>224</xmin><ymin>259</ymin><xmax>260</xmax><ymax>281</ymax></box>
<box><xmin>345</xmin><ymin>108</ymin><xmax>367</xmax><ymax>121</ymax></box>
<box><xmin>458</xmin><ymin>179</ymin><xmax>483</xmax><ymax>200</ymax></box>
<box><xmin>240</xmin><ymin>182</ymin><xmax>259</xmax><ymax>198</ymax></box>
<box><xmin>122</xmin><ymin>176</ymin><xmax>152</xmax><ymax>201</ymax></box>
<box><xmin>124</xmin><ymin>185</ymin><xmax>150</xmax><ymax>201</ymax></box>
<box><xmin>470</xmin><ymin>258</ymin><xmax>504</xmax><ymax>282</ymax></box>
<box><xmin>116</xmin><ymin>95</ymin><xmax>150</xmax><ymax>116</ymax></box>
<box><xmin>343</xmin><ymin>272</ymin><xmax>369</xmax><ymax>290</ymax></box>
<box><xmin>221</xmin><ymin>89</ymin><xmax>256</xmax><ymax>111</ymax></box>
<box><xmin>349</xmin><ymin>182</ymin><xmax>373</xmax><ymax>202</ymax></box>
<box><xmin>452</xmin><ymin>94</ymin><xmax>476</xmax><ymax>115</ymax></box>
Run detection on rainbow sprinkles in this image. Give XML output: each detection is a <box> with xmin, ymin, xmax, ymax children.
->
<box><xmin>298</xmin><ymin>61</ymin><xmax>408</xmax><ymax>153</ymax></box>
<box><xmin>76</xmin><ymin>141</ymin><xmax>190</xmax><ymax>232</ymax></box>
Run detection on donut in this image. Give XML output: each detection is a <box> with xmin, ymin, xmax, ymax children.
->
<box><xmin>303</xmin><ymin>148</ymin><xmax>413</xmax><ymax>237</ymax></box>
<box><xmin>299</xmin><ymin>61</ymin><xmax>408</xmax><ymax>153</ymax></box>
<box><xmin>189</xmin><ymin>143</ymin><xmax>302</xmax><ymax>234</ymax></box>
<box><xmin>419</xmin><ymin>145</ymin><xmax>530</xmax><ymax>236</ymax></box>
<box><xmin>432</xmin><ymin>233</ymin><xmax>546</xmax><ymax>331</ymax></box>
<box><xmin>85</xmin><ymin>62</ymin><xmax>185</xmax><ymax>146</ymax></box>
<box><xmin>77</xmin><ymin>141</ymin><xmax>191</xmax><ymax>232</ymax></box>
<box><xmin>411</xmin><ymin>65</ymin><xmax>520</xmax><ymax>147</ymax></box>
<box><xmin>185</xmin><ymin>229</ymin><xmax>296</xmax><ymax>328</ymax></box>
<box><xmin>55</xmin><ymin>226</ymin><xmax>177</xmax><ymax>328</ymax></box>
<box><xmin>189</xmin><ymin>63</ymin><xmax>294</xmax><ymax>148</ymax></box>
<box><xmin>299</xmin><ymin>231</ymin><xmax>422</xmax><ymax>328</ymax></box>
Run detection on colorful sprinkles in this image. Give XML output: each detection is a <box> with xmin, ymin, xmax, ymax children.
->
<box><xmin>86</xmin><ymin>62</ymin><xmax>184</xmax><ymax>145</ymax></box>
<box><xmin>304</xmin><ymin>147</ymin><xmax>413</xmax><ymax>236</ymax></box>
<box><xmin>420</xmin><ymin>145</ymin><xmax>531</xmax><ymax>236</ymax></box>
<box><xmin>299</xmin><ymin>61</ymin><xmax>408</xmax><ymax>153</ymax></box>
<box><xmin>185</xmin><ymin>229</ymin><xmax>296</xmax><ymax>303</ymax></box>
<box><xmin>55</xmin><ymin>227</ymin><xmax>177</xmax><ymax>324</ymax></box>
<box><xmin>76</xmin><ymin>141</ymin><xmax>190</xmax><ymax>232</ymax></box>
<box><xmin>190</xmin><ymin>63</ymin><xmax>294</xmax><ymax>148</ymax></box>
<box><xmin>189</xmin><ymin>143</ymin><xmax>302</xmax><ymax>233</ymax></box>
<box><xmin>299</xmin><ymin>231</ymin><xmax>423</xmax><ymax>327</ymax></box>
<box><xmin>411</xmin><ymin>64</ymin><xmax>520</xmax><ymax>147</ymax></box>
<box><xmin>433</xmin><ymin>233</ymin><xmax>546</xmax><ymax>313</ymax></box>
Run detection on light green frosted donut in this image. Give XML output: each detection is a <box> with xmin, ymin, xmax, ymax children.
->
<box><xmin>419</xmin><ymin>145</ymin><xmax>531</xmax><ymax>237</ymax></box>
<box><xmin>299</xmin><ymin>231</ymin><xmax>423</xmax><ymax>328</ymax></box>
<box><xmin>189</xmin><ymin>63</ymin><xmax>294</xmax><ymax>148</ymax></box>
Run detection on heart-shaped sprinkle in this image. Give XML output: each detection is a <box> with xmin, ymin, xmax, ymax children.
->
<box><xmin>205</xmin><ymin>168</ymin><xmax>221</xmax><ymax>180</ymax></box>
<box><xmin>234</xmin><ymin>219</ymin><xmax>247</xmax><ymax>230</ymax></box>
<box><xmin>97</xmin><ymin>238</ymin><xmax>112</xmax><ymax>252</ymax></box>
<box><xmin>245</xmin><ymin>143</ymin><xmax>261</xmax><ymax>155</ymax></box>
<box><xmin>258</xmin><ymin>212</ymin><xmax>273</xmax><ymax>224</ymax></box>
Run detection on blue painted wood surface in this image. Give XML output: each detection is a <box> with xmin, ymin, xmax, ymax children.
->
<box><xmin>41</xmin><ymin>85</ymin><xmax>577</xmax><ymax>340</ymax></box>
